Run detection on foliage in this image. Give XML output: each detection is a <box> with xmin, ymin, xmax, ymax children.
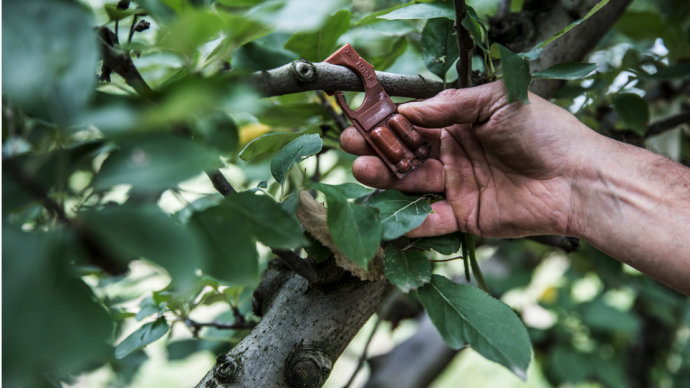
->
<box><xmin>2</xmin><ymin>0</ymin><xmax>689</xmax><ymax>387</ymax></box>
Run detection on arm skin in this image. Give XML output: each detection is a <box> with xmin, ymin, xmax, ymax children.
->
<box><xmin>340</xmin><ymin>81</ymin><xmax>690</xmax><ymax>295</ymax></box>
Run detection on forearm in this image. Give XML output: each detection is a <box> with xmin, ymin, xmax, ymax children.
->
<box><xmin>570</xmin><ymin>132</ymin><xmax>690</xmax><ymax>294</ymax></box>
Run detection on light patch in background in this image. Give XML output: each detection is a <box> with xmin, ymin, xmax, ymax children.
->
<box><xmin>503</xmin><ymin>253</ymin><xmax>569</xmax><ymax>310</ymax></box>
<box><xmin>571</xmin><ymin>272</ymin><xmax>603</xmax><ymax>303</ymax></box>
<box><xmin>429</xmin><ymin>348</ymin><xmax>550</xmax><ymax>388</ymax></box>
<box><xmin>607</xmin><ymin>70</ymin><xmax>640</xmax><ymax>95</ymax></box>
<box><xmin>603</xmin><ymin>287</ymin><xmax>636</xmax><ymax>311</ymax></box>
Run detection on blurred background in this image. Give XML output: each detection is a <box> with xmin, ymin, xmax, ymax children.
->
<box><xmin>3</xmin><ymin>0</ymin><xmax>690</xmax><ymax>387</ymax></box>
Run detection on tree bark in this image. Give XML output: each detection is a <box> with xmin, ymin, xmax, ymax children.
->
<box><xmin>250</xmin><ymin>60</ymin><xmax>444</xmax><ymax>99</ymax></box>
<box><xmin>195</xmin><ymin>261</ymin><xmax>393</xmax><ymax>388</ymax></box>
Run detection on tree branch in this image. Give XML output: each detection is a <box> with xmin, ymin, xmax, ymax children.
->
<box><xmin>317</xmin><ymin>90</ymin><xmax>349</xmax><ymax>131</ymax></box>
<box><xmin>271</xmin><ymin>249</ymin><xmax>322</xmax><ymax>285</ymax></box>
<box><xmin>524</xmin><ymin>235</ymin><xmax>581</xmax><ymax>253</ymax></box>
<box><xmin>645</xmin><ymin>111</ymin><xmax>690</xmax><ymax>138</ymax></box>
<box><xmin>489</xmin><ymin>0</ymin><xmax>633</xmax><ymax>99</ymax></box>
<box><xmin>452</xmin><ymin>0</ymin><xmax>474</xmax><ymax>88</ymax></box>
<box><xmin>250</xmin><ymin>61</ymin><xmax>444</xmax><ymax>99</ymax></box>
<box><xmin>185</xmin><ymin>317</ymin><xmax>256</xmax><ymax>337</ymax></box>
<box><xmin>206</xmin><ymin>170</ymin><xmax>236</xmax><ymax>196</ymax></box>
<box><xmin>97</xmin><ymin>27</ymin><xmax>153</xmax><ymax>97</ymax></box>
<box><xmin>3</xmin><ymin>156</ymin><xmax>128</xmax><ymax>275</ymax></box>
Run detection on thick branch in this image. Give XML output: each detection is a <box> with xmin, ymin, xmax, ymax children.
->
<box><xmin>195</xmin><ymin>262</ymin><xmax>393</xmax><ymax>387</ymax></box>
<box><xmin>250</xmin><ymin>61</ymin><xmax>444</xmax><ymax>99</ymax></box>
<box><xmin>529</xmin><ymin>0</ymin><xmax>633</xmax><ymax>99</ymax></box>
<box><xmin>490</xmin><ymin>0</ymin><xmax>633</xmax><ymax>99</ymax></box>
<box><xmin>452</xmin><ymin>0</ymin><xmax>474</xmax><ymax>88</ymax></box>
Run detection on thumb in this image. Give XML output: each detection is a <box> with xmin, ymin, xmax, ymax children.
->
<box><xmin>398</xmin><ymin>81</ymin><xmax>507</xmax><ymax>128</ymax></box>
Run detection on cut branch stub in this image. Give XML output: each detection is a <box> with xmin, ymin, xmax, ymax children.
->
<box><xmin>213</xmin><ymin>354</ymin><xmax>242</xmax><ymax>384</ymax></box>
<box><xmin>285</xmin><ymin>346</ymin><xmax>333</xmax><ymax>388</ymax></box>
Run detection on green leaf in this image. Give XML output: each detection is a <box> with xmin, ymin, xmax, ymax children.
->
<box><xmin>239</xmin><ymin>125</ymin><xmax>322</xmax><ymax>161</ymax></box>
<box><xmin>418</xmin><ymin>275</ymin><xmax>532</xmax><ymax>379</ymax></box>
<box><xmin>581</xmin><ymin>299</ymin><xmax>641</xmax><ymax>336</ymax></box>
<box><xmin>614</xmin><ymin>11</ymin><xmax>664</xmax><ymax>41</ymax></box>
<box><xmin>373</xmin><ymin>37</ymin><xmax>408</xmax><ymax>71</ymax></box>
<box><xmin>3</xmin><ymin>1</ymin><xmax>98</xmax><ymax>123</ymax></box>
<box><xmin>490</xmin><ymin>42</ymin><xmax>501</xmax><ymax>59</ymax></box>
<box><xmin>304</xmin><ymin>231</ymin><xmax>332</xmax><ymax>262</ymax></box>
<box><xmin>3</xmin><ymin>226</ymin><xmax>111</xmax><ymax>387</ymax></box>
<box><xmin>530</xmin><ymin>0</ymin><xmax>610</xmax><ymax>51</ymax></box>
<box><xmin>462</xmin><ymin>13</ymin><xmax>487</xmax><ymax>52</ymax></box>
<box><xmin>366</xmin><ymin>190</ymin><xmax>431</xmax><ymax>240</ymax></box>
<box><xmin>412</xmin><ymin>233</ymin><xmax>462</xmax><ymax>255</ymax></box>
<box><xmin>191</xmin><ymin>192</ymin><xmax>305</xmax><ymax>285</ymax></box>
<box><xmin>232</xmin><ymin>40</ymin><xmax>298</xmax><ymax>72</ymax></box>
<box><xmin>271</xmin><ymin>134</ymin><xmax>322</xmax><ymax>186</ymax></box>
<box><xmin>383</xmin><ymin>246</ymin><xmax>431</xmax><ymax>293</ymax></box>
<box><xmin>328</xmin><ymin>183</ymin><xmax>373</xmax><ymax>199</ymax></box>
<box><xmin>80</xmin><ymin>205</ymin><xmax>207</xmax><ymax>289</ymax></box>
<box><xmin>115</xmin><ymin>318</ymin><xmax>170</xmax><ymax>359</ymax></box>
<box><xmin>205</xmin><ymin>13</ymin><xmax>273</xmax><ymax>68</ymax></box>
<box><xmin>499</xmin><ymin>44</ymin><xmax>531</xmax><ymax>104</ymax></box>
<box><xmin>136</xmin><ymin>297</ymin><xmax>163</xmax><ymax>322</ymax></box>
<box><xmin>158</xmin><ymin>10</ymin><xmax>224</xmax><ymax>56</ymax></box>
<box><xmin>611</xmin><ymin>93</ymin><xmax>649</xmax><ymax>135</ymax></box>
<box><xmin>192</xmin><ymin>110</ymin><xmax>239</xmax><ymax>156</ymax></box>
<box><xmin>421</xmin><ymin>18</ymin><xmax>459</xmax><ymax>82</ymax></box>
<box><xmin>531</xmin><ymin>62</ymin><xmax>597</xmax><ymax>80</ymax></box>
<box><xmin>310</xmin><ymin>183</ymin><xmax>382</xmax><ymax>269</ymax></box>
<box><xmin>378</xmin><ymin>3</ymin><xmax>455</xmax><ymax>20</ymax></box>
<box><xmin>95</xmin><ymin>135</ymin><xmax>222</xmax><ymax>192</ymax></box>
<box><xmin>356</xmin><ymin>2</ymin><xmax>415</xmax><ymax>25</ymax></box>
<box><xmin>284</xmin><ymin>10</ymin><xmax>351</xmax><ymax>62</ymax></box>
<box><xmin>257</xmin><ymin>103</ymin><xmax>329</xmax><ymax>127</ymax></box>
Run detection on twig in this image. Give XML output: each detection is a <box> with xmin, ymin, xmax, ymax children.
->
<box><xmin>429</xmin><ymin>256</ymin><xmax>464</xmax><ymax>263</ymax></box>
<box><xmin>452</xmin><ymin>0</ymin><xmax>474</xmax><ymax>88</ymax></box>
<box><xmin>206</xmin><ymin>170</ymin><xmax>236</xmax><ymax>196</ymax></box>
<box><xmin>127</xmin><ymin>15</ymin><xmax>138</xmax><ymax>44</ymax></box>
<box><xmin>3</xmin><ymin>155</ymin><xmax>128</xmax><ymax>275</ymax></box>
<box><xmin>343</xmin><ymin>313</ymin><xmax>383</xmax><ymax>388</ymax></box>
<box><xmin>645</xmin><ymin>111</ymin><xmax>690</xmax><ymax>138</ymax></box>
<box><xmin>524</xmin><ymin>235</ymin><xmax>581</xmax><ymax>253</ymax></box>
<box><xmin>317</xmin><ymin>90</ymin><xmax>349</xmax><ymax>132</ymax></box>
<box><xmin>98</xmin><ymin>28</ymin><xmax>153</xmax><ymax>96</ymax></box>
<box><xmin>185</xmin><ymin>317</ymin><xmax>256</xmax><ymax>337</ymax></box>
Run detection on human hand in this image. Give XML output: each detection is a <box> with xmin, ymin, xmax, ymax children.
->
<box><xmin>340</xmin><ymin>81</ymin><xmax>597</xmax><ymax>239</ymax></box>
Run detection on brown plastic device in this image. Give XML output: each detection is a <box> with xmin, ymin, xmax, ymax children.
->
<box><xmin>324</xmin><ymin>44</ymin><xmax>433</xmax><ymax>179</ymax></box>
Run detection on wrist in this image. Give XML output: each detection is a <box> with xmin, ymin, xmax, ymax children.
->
<box><xmin>565</xmin><ymin>127</ymin><xmax>614</xmax><ymax>240</ymax></box>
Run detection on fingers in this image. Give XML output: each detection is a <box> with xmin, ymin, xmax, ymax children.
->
<box><xmin>340</xmin><ymin>126</ymin><xmax>442</xmax><ymax>156</ymax></box>
<box><xmin>398</xmin><ymin>81</ymin><xmax>508</xmax><ymax>129</ymax></box>
<box><xmin>352</xmin><ymin>156</ymin><xmax>445</xmax><ymax>193</ymax></box>
<box><xmin>339</xmin><ymin>126</ymin><xmax>375</xmax><ymax>155</ymax></box>
<box><xmin>405</xmin><ymin>200</ymin><xmax>459</xmax><ymax>237</ymax></box>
